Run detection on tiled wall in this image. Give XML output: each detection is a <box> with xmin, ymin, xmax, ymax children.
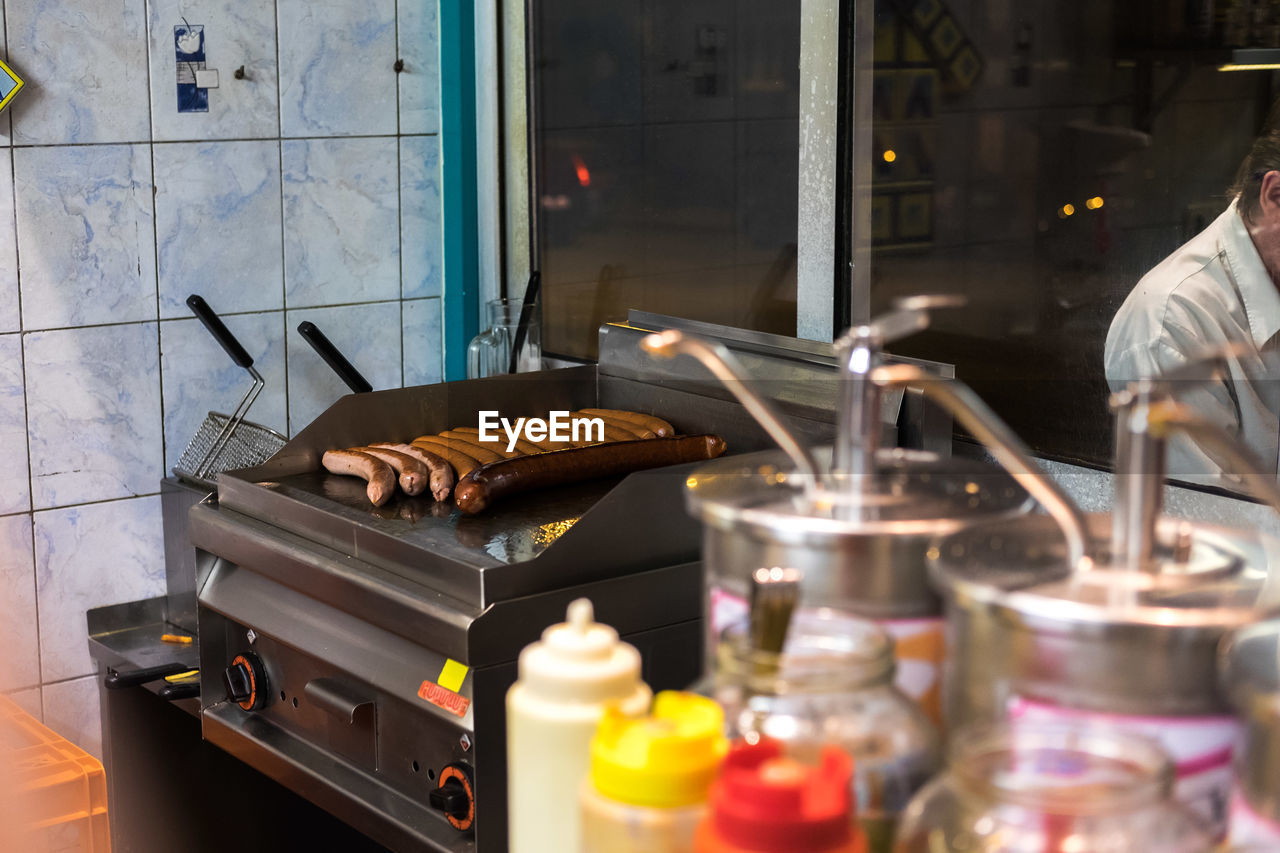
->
<box><xmin>0</xmin><ymin>0</ymin><xmax>443</xmax><ymax>757</ymax></box>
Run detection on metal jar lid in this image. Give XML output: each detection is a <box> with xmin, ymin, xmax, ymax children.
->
<box><xmin>930</xmin><ymin>512</ymin><xmax>1274</xmax><ymax>637</ymax></box>
<box><xmin>686</xmin><ymin>446</ymin><xmax>1030</xmax><ymax>548</ymax></box>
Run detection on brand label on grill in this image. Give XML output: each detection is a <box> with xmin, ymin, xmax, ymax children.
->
<box><xmin>477</xmin><ymin>410</ymin><xmax>604</xmax><ymax>452</ymax></box>
<box><xmin>418</xmin><ymin>680</ymin><xmax>471</xmax><ymax>718</ymax></box>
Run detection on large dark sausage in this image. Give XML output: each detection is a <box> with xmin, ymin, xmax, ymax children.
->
<box><xmin>453</xmin><ymin>434</ymin><xmax>727</xmax><ymax>514</ymax></box>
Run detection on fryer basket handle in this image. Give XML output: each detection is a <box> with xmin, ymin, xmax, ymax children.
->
<box><xmin>187</xmin><ymin>294</ymin><xmax>254</xmax><ymax>369</ymax></box>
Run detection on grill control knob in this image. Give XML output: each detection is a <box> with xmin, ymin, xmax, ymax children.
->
<box><xmin>428</xmin><ymin>762</ymin><xmax>475</xmax><ymax>833</ymax></box>
<box><xmin>223</xmin><ymin>651</ymin><xmax>268</xmax><ymax>711</ymax></box>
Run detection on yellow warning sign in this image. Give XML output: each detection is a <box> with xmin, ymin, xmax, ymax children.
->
<box><xmin>438</xmin><ymin>659</ymin><xmax>469</xmax><ymax>693</ymax></box>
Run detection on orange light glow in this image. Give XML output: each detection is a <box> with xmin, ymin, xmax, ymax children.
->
<box><xmin>572</xmin><ymin>154</ymin><xmax>591</xmax><ymax>187</ymax></box>
<box><xmin>883</xmin><ymin>149</ymin><xmax>897</xmax><ymax>163</ymax></box>
<box><xmin>1086</xmin><ymin>196</ymin><xmax>1104</xmax><ymax>210</ymax></box>
<box><xmin>1059</xmin><ymin>204</ymin><xmax>1076</xmax><ymax>218</ymax></box>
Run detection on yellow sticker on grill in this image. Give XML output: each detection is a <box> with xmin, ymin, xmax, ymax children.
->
<box><xmin>438</xmin><ymin>659</ymin><xmax>469</xmax><ymax>693</ymax></box>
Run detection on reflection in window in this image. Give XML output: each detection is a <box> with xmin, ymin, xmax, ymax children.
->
<box><xmin>534</xmin><ymin>2</ymin><xmax>801</xmax><ymax>360</ymax></box>
<box><xmin>868</xmin><ymin>0</ymin><xmax>1274</xmax><ymax>468</ymax></box>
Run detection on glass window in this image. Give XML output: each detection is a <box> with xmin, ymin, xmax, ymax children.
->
<box><xmin>862</xmin><ymin>0</ymin><xmax>1277</xmax><ymax>476</ymax></box>
<box><xmin>533</xmin><ymin>1</ymin><xmax>801</xmax><ymax>360</ymax></box>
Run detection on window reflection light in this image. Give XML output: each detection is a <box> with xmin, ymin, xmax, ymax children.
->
<box><xmin>1220</xmin><ymin>63</ymin><xmax>1280</xmax><ymax>72</ymax></box>
<box><xmin>883</xmin><ymin>149</ymin><xmax>897</xmax><ymax>163</ymax></box>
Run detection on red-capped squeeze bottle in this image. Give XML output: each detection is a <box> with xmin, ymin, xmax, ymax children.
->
<box><xmin>694</xmin><ymin>739</ymin><xmax>867</xmax><ymax>853</ymax></box>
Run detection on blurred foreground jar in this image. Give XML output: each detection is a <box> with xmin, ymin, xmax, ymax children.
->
<box><xmin>1220</xmin><ymin>618</ymin><xmax>1280</xmax><ymax>845</ymax></box>
<box><xmin>711</xmin><ymin>610</ymin><xmax>939</xmax><ymax>853</ymax></box>
<box><xmin>893</xmin><ymin>724</ymin><xmax>1214</xmax><ymax>853</ymax></box>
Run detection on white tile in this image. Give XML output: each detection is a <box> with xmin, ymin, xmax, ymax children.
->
<box><xmin>400</xmin><ymin>136</ymin><xmax>442</xmax><ymax>299</ymax></box>
<box><xmin>398</xmin><ymin>0</ymin><xmax>440</xmax><ymax>134</ymax></box>
<box><xmin>154</xmin><ymin>140</ymin><xmax>283</xmax><ymax>318</ymax></box>
<box><xmin>0</xmin><ymin>149</ymin><xmax>16</xmax><ymax>333</ymax></box>
<box><xmin>24</xmin><ymin>324</ymin><xmax>163</xmax><ymax>509</ymax></box>
<box><xmin>14</xmin><ymin>145</ymin><xmax>156</xmax><ymax>330</ymax></box>
<box><xmin>402</xmin><ymin>298</ymin><xmax>441</xmax><ymax>386</ymax></box>
<box><xmin>277</xmin><ymin>0</ymin><xmax>398</xmax><ymax>137</ymax></box>
<box><xmin>6</xmin><ymin>0</ymin><xmax>150</xmax><ymax>145</ymax></box>
<box><xmin>148</xmin><ymin>0</ymin><xmax>279</xmax><ymax>141</ymax></box>
<box><xmin>42</xmin><ymin>676</ymin><xmax>103</xmax><ymax>759</ymax></box>
<box><xmin>35</xmin><ymin>496</ymin><xmax>164</xmax><ymax>684</ymax></box>
<box><xmin>283</xmin><ymin>137</ymin><xmax>400</xmax><ymax>308</ymax></box>
<box><xmin>0</xmin><ymin>11</ymin><xmax>10</xmax><ymax>146</ymax></box>
<box><xmin>0</xmin><ymin>515</ymin><xmax>38</xmax><ymax>692</ymax></box>
<box><xmin>285</xmin><ymin>302</ymin><xmax>401</xmax><ymax>431</ymax></box>
<box><xmin>0</xmin><ymin>335</ymin><xmax>29</xmax><ymax>515</ymax></box>
<box><xmin>6</xmin><ymin>686</ymin><xmax>41</xmax><ymax>720</ymax></box>
<box><xmin>160</xmin><ymin>312</ymin><xmax>287</xmax><ymax>475</ymax></box>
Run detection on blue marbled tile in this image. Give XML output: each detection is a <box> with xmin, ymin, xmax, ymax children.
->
<box><xmin>15</xmin><ymin>145</ymin><xmax>156</xmax><ymax>330</ymax></box>
<box><xmin>42</xmin><ymin>676</ymin><xmax>103</xmax><ymax>758</ymax></box>
<box><xmin>35</xmin><ymin>496</ymin><xmax>164</xmax><ymax>685</ymax></box>
<box><xmin>7</xmin><ymin>687</ymin><xmax>41</xmax><ymax>720</ymax></box>
<box><xmin>400</xmin><ymin>136</ymin><xmax>442</xmax><ymax>299</ymax></box>
<box><xmin>6</xmin><ymin>0</ymin><xmax>149</xmax><ymax>145</ymax></box>
<box><xmin>148</xmin><ymin>0</ymin><xmax>279</xmax><ymax>141</ymax></box>
<box><xmin>0</xmin><ymin>150</ymin><xmax>17</xmax><ymax>333</ymax></box>
<box><xmin>155</xmin><ymin>140</ymin><xmax>283</xmax><ymax>318</ymax></box>
<box><xmin>160</xmin><ymin>312</ymin><xmax>287</xmax><ymax>475</ymax></box>
<box><xmin>402</xmin><ymin>298</ymin><xmax>442</xmax><ymax>386</ymax></box>
<box><xmin>0</xmin><ymin>515</ymin><xmax>37</xmax><ymax>691</ymax></box>
<box><xmin>35</xmin><ymin>496</ymin><xmax>163</xmax><ymax>686</ymax></box>
<box><xmin>0</xmin><ymin>335</ymin><xmax>29</xmax><ymax>515</ymax></box>
<box><xmin>285</xmin><ymin>302</ymin><xmax>401</xmax><ymax>431</ymax></box>
<box><xmin>24</xmin><ymin>324</ymin><xmax>163</xmax><ymax>509</ymax></box>
<box><xmin>282</xmin><ymin>137</ymin><xmax>400</xmax><ymax>308</ymax></box>
<box><xmin>398</xmin><ymin>0</ymin><xmax>440</xmax><ymax>134</ymax></box>
<box><xmin>277</xmin><ymin>0</ymin><xmax>397</xmax><ymax>137</ymax></box>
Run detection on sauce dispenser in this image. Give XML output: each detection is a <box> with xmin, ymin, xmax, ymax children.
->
<box><xmin>928</xmin><ymin>357</ymin><xmax>1280</xmax><ymax>838</ymax></box>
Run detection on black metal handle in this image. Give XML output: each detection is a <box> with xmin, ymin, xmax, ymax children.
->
<box><xmin>158</xmin><ymin>681</ymin><xmax>201</xmax><ymax>701</ymax></box>
<box><xmin>297</xmin><ymin>321</ymin><xmax>373</xmax><ymax>393</ymax></box>
<box><xmin>187</xmin><ymin>294</ymin><xmax>254</xmax><ymax>368</ymax></box>
<box><xmin>104</xmin><ymin>662</ymin><xmax>190</xmax><ymax>690</ymax></box>
<box><xmin>508</xmin><ymin>270</ymin><xmax>541</xmax><ymax>375</ymax></box>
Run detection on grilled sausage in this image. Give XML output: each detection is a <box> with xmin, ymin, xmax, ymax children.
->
<box><xmin>370</xmin><ymin>443</ymin><xmax>454</xmax><ymax>501</ymax></box>
<box><xmin>578</xmin><ymin>409</ymin><xmax>675</xmax><ymax>438</ymax></box>
<box><xmin>417</xmin><ymin>434</ymin><xmax>504</xmax><ymax>465</ymax></box>
<box><xmin>411</xmin><ymin>438</ymin><xmax>480</xmax><ymax>478</ymax></box>
<box><xmin>571</xmin><ymin>411</ymin><xmax>655</xmax><ymax>440</ymax></box>
<box><xmin>453</xmin><ymin>426</ymin><xmax>543</xmax><ymax>456</ymax></box>
<box><xmin>454</xmin><ymin>434</ymin><xmax>728</xmax><ymax>514</ymax></box>
<box><xmin>516</xmin><ymin>429</ymin><xmax>574</xmax><ymax>452</ymax></box>
<box><xmin>566</xmin><ymin>416</ymin><xmax>635</xmax><ymax>447</ymax></box>
<box><xmin>439</xmin><ymin>429</ymin><xmax>523</xmax><ymax>460</ymax></box>
<box><xmin>322</xmin><ymin>449</ymin><xmax>397</xmax><ymax>506</ymax></box>
<box><xmin>355</xmin><ymin>446</ymin><xmax>429</xmax><ymax>496</ymax></box>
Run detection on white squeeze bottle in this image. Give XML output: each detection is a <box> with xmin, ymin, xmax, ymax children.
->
<box><xmin>507</xmin><ymin>598</ymin><xmax>652</xmax><ymax>853</ymax></box>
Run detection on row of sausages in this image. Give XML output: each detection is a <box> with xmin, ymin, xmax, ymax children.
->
<box><xmin>320</xmin><ymin>409</ymin><xmax>727</xmax><ymax>514</ymax></box>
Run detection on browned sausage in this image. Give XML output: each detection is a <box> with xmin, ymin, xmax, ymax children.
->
<box><xmin>418</xmin><ymin>434</ymin><xmax>505</xmax><ymax>465</ymax></box>
<box><xmin>454</xmin><ymin>435</ymin><xmax>728</xmax><ymax>514</ymax></box>
<box><xmin>453</xmin><ymin>426</ymin><xmax>542</xmax><ymax>455</ymax></box>
<box><xmin>355</xmin><ymin>446</ymin><xmax>429</xmax><ymax>496</ymax></box>
<box><xmin>411</xmin><ymin>438</ymin><xmax>480</xmax><ymax>478</ymax></box>
<box><xmin>578</xmin><ymin>409</ymin><xmax>675</xmax><ymax>438</ymax></box>
<box><xmin>571</xmin><ymin>411</ymin><xmax>655</xmax><ymax>440</ymax></box>
<box><xmin>565</xmin><ymin>416</ymin><xmax>634</xmax><ymax>447</ymax></box>
<box><xmin>439</xmin><ymin>429</ymin><xmax>523</xmax><ymax>459</ymax></box>
<box><xmin>517</xmin><ymin>427</ymin><xmax>574</xmax><ymax>451</ymax></box>
<box><xmin>322</xmin><ymin>449</ymin><xmax>397</xmax><ymax>506</ymax></box>
<box><xmin>369</xmin><ymin>442</ymin><xmax>454</xmax><ymax>501</ymax></box>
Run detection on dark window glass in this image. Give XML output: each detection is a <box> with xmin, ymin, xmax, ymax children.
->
<box><xmin>866</xmin><ymin>0</ymin><xmax>1274</xmax><ymax>468</ymax></box>
<box><xmin>534</xmin><ymin>1</ymin><xmax>802</xmax><ymax>360</ymax></box>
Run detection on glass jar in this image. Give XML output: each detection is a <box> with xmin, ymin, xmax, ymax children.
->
<box><xmin>466</xmin><ymin>297</ymin><xmax>541</xmax><ymax>379</ymax></box>
<box><xmin>709</xmin><ymin>609</ymin><xmax>939</xmax><ymax>853</ymax></box>
<box><xmin>894</xmin><ymin>723</ymin><xmax>1215</xmax><ymax>853</ymax></box>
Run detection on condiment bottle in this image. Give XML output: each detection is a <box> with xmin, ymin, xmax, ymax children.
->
<box><xmin>507</xmin><ymin>598</ymin><xmax>652</xmax><ymax>853</ymax></box>
<box><xmin>694</xmin><ymin>739</ymin><xmax>867</xmax><ymax>853</ymax></box>
<box><xmin>580</xmin><ymin>691</ymin><xmax>728</xmax><ymax>853</ymax></box>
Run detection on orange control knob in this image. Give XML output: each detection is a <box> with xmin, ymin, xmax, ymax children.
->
<box><xmin>223</xmin><ymin>651</ymin><xmax>268</xmax><ymax>711</ymax></box>
<box><xmin>429</xmin><ymin>762</ymin><xmax>475</xmax><ymax>833</ymax></box>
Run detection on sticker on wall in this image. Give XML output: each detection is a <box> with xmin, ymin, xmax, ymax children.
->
<box><xmin>175</xmin><ymin>21</ymin><xmax>219</xmax><ymax>113</ymax></box>
<box><xmin>0</xmin><ymin>58</ymin><xmax>24</xmax><ymax>115</ymax></box>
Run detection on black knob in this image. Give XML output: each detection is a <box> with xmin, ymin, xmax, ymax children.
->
<box><xmin>429</xmin><ymin>762</ymin><xmax>475</xmax><ymax>833</ymax></box>
<box><xmin>223</xmin><ymin>651</ymin><xmax>268</xmax><ymax>711</ymax></box>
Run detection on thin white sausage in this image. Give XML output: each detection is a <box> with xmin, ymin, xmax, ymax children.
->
<box><xmin>355</xmin><ymin>446</ymin><xmax>428</xmax><ymax>496</ymax></box>
<box><xmin>322</xmin><ymin>449</ymin><xmax>397</xmax><ymax>506</ymax></box>
<box><xmin>371</xmin><ymin>443</ymin><xmax>454</xmax><ymax>501</ymax></box>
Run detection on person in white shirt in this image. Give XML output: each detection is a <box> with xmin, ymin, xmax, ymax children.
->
<box><xmin>1105</xmin><ymin>133</ymin><xmax>1280</xmax><ymax>487</ymax></box>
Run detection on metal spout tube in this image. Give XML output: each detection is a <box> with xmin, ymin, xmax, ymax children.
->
<box><xmin>872</xmin><ymin>364</ymin><xmax>1093</xmax><ymax>570</ymax></box>
<box><xmin>1110</xmin><ymin>386</ymin><xmax>1167</xmax><ymax>572</ymax></box>
<box><xmin>833</xmin><ymin>328</ymin><xmax>881</xmax><ymax>501</ymax></box>
<box><xmin>641</xmin><ymin>330</ymin><xmax>823</xmax><ymax>485</ymax></box>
